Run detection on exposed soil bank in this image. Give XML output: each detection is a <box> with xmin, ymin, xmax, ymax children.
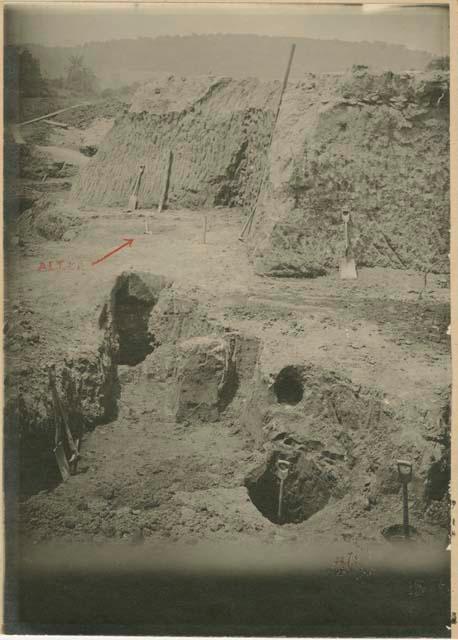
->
<box><xmin>73</xmin><ymin>76</ymin><xmax>277</xmax><ymax>210</ymax></box>
<box><xmin>5</xmin><ymin>347</ymin><xmax>119</xmax><ymax>496</ymax></box>
<box><xmin>248</xmin><ymin>68</ymin><xmax>449</xmax><ymax>276</ymax></box>
<box><xmin>72</xmin><ymin>70</ymin><xmax>449</xmax><ymax>275</ymax></box>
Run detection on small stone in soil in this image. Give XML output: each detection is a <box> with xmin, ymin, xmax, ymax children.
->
<box><xmin>101</xmin><ymin>523</ymin><xmax>116</xmax><ymax>537</ymax></box>
<box><xmin>100</xmin><ymin>487</ymin><xmax>116</xmax><ymax>500</ymax></box>
<box><xmin>144</xmin><ymin>499</ymin><xmax>161</xmax><ymax>510</ymax></box>
<box><xmin>77</xmin><ymin>499</ymin><xmax>89</xmax><ymax>511</ymax></box>
<box><xmin>130</xmin><ymin>528</ymin><xmax>144</xmax><ymax>544</ymax></box>
<box><xmin>77</xmin><ymin>465</ymin><xmax>90</xmax><ymax>474</ymax></box>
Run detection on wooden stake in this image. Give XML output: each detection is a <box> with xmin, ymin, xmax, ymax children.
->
<box><xmin>43</xmin><ymin>119</ymin><xmax>69</xmax><ymax>129</ymax></box>
<box><xmin>239</xmin><ymin>43</ymin><xmax>296</xmax><ymax>242</ymax></box>
<box><xmin>158</xmin><ymin>149</ymin><xmax>173</xmax><ymax>213</ymax></box>
<box><xmin>203</xmin><ymin>215</ymin><xmax>207</xmax><ymax>244</ymax></box>
<box><xmin>18</xmin><ymin>102</ymin><xmax>91</xmax><ymax>127</ymax></box>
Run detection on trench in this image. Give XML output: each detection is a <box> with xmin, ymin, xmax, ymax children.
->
<box><xmin>111</xmin><ymin>272</ymin><xmax>158</xmax><ymax>366</ymax></box>
<box><xmin>15</xmin><ymin>270</ymin><xmax>165</xmax><ymax>497</ymax></box>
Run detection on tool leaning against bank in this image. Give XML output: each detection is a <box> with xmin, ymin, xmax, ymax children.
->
<box><xmin>126</xmin><ymin>164</ymin><xmax>146</xmax><ymax>213</ymax></box>
<box><xmin>48</xmin><ymin>365</ymin><xmax>81</xmax><ymax>480</ymax></box>
<box><xmin>145</xmin><ymin>149</ymin><xmax>173</xmax><ymax>234</ymax></box>
<box><xmin>275</xmin><ymin>458</ymin><xmax>291</xmax><ymax>523</ymax></box>
<box><xmin>339</xmin><ymin>206</ymin><xmax>358</xmax><ymax>280</ymax></box>
<box><xmin>239</xmin><ymin>43</ymin><xmax>296</xmax><ymax>242</ymax></box>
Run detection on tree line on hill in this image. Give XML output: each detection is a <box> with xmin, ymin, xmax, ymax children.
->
<box><xmin>3</xmin><ymin>41</ymin><xmax>449</xmax><ymax>122</ymax></box>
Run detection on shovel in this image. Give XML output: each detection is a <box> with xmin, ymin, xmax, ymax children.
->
<box><xmin>397</xmin><ymin>460</ymin><xmax>413</xmax><ymax>539</ymax></box>
<box><xmin>49</xmin><ymin>370</ymin><xmax>71</xmax><ymax>482</ymax></box>
<box><xmin>49</xmin><ymin>367</ymin><xmax>80</xmax><ymax>478</ymax></box>
<box><xmin>126</xmin><ymin>164</ymin><xmax>145</xmax><ymax>212</ymax></box>
<box><xmin>339</xmin><ymin>211</ymin><xmax>357</xmax><ymax>280</ymax></box>
<box><xmin>54</xmin><ymin>423</ymin><xmax>71</xmax><ymax>482</ymax></box>
<box><xmin>145</xmin><ymin>150</ymin><xmax>173</xmax><ymax>234</ymax></box>
<box><xmin>275</xmin><ymin>459</ymin><xmax>291</xmax><ymax>522</ymax></box>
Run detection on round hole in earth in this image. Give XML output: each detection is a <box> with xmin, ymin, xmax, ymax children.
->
<box><xmin>273</xmin><ymin>366</ymin><xmax>304</xmax><ymax>405</ymax></box>
<box><xmin>245</xmin><ymin>450</ymin><xmax>331</xmax><ymax>525</ymax></box>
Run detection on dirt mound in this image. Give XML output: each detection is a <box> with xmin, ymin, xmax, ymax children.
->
<box><xmin>5</xmin><ymin>341</ymin><xmax>118</xmax><ymax>496</ymax></box>
<box><xmin>33</xmin><ymin>118</ymin><xmax>116</xmax><ymax>156</ymax></box>
<box><xmin>241</xmin><ymin>355</ymin><xmax>450</xmax><ymax>527</ymax></box>
<box><xmin>174</xmin><ymin>336</ymin><xmax>237</xmax><ymax>422</ymax></box>
<box><xmin>72</xmin><ymin>74</ymin><xmax>278</xmax><ymax>209</ymax></box>
<box><xmin>249</xmin><ymin>68</ymin><xmax>449</xmax><ymax>276</ymax></box>
<box><xmin>15</xmin><ymin>195</ymin><xmax>83</xmax><ymax>241</ymax></box>
<box><xmin>62</xmin><ymin>98</ymin><xmax>129</xmax><ymax>128</ymax></box>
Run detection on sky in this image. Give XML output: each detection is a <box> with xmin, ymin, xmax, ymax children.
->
<box><xmin>5</xmin><ymin>3</ymin><xmax>450</xmax><ymax>56</ymax></box>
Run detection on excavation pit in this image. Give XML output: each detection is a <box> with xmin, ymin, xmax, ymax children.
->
<box><xmin>245</xmin><ymin>450</ymin><xmax>331</xmax><ymax>525</ymax></box>
<box><xmin>111</xmin><ymin>272</ymin><xmax>160</xmax><ymax>366</ymax></box>
<box><xmin>273</xmin><ymin>367</ymin><xmax>304</xmax><ymax>405</ymax></box>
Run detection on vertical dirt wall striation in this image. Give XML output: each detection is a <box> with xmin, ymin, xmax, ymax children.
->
<box><xmin>72</xmin><ymin>75</ymin><xmax>278</xmax><ymax>209</ymax></box>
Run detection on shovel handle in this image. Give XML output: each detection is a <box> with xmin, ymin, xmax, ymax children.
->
<box><xmin>344</xmin><ymin>220</ymin><xmax>349</xmax><ymax>253</ymax></box>
<box><xmin>341</xmin><ymin>212</ymin><xmax>351</xmax><ymax>253</ymax></box>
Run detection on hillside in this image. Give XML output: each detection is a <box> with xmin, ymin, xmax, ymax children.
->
<box><xmin>23</xmin><ymin>34</ymin><xmax>434</xmax><ymax>87</ymax></box>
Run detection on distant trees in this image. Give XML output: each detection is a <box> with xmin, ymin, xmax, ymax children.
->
<box><xmin>4</xmin><ymin>46</ymin><xmax>48</xmax><ymax>98</ymax></box>
<box><xmin>426</xmin><ymin>56</ymin><xmax>450</xmax><ymax>71</ymax></box>
<box><xmin>65</xmin><ymin>55</ymin><xmax>99</xmax><ymax>95</ymax></box>
<box><xmin>4</xmin><ymin>46</ymin><xmax>49</xmax><ymax>120</ymax></box>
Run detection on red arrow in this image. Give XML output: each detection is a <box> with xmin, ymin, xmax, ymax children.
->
<box><xmin>92</xmin><ymin>238</ymin><xmax>134</xmax><ymax>266</ymax></box>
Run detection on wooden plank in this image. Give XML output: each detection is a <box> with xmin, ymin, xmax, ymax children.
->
<box><xmin>239</xmin><ymin>44</ymin><xmax>296</xmax><ymax>241</ymax></box>
<box><xmin>18</xmin><ymin>102</ymin><xmax>92</xmax><ymax>127</ymax></box>
<box><xmin>43</xmin><ymin>119</ymin><xmax>69</xmax><ymax>129</ymax></box>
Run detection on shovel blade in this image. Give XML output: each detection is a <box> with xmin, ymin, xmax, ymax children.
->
<box><xmin>127</xmin><ymin>194</ymin><xmax>138</xmax><ymax>212</ymax></box>
<box><xmin>54</xmin><ymin>443</ymin><xmax>71</xmax><ymax>482</ymax></box>
<box><xmin>339</xmin><ymin>256</ymin><xmax>357</xmax><ymax>280</ymax></box>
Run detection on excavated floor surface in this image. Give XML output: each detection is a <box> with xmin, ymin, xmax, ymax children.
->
<box><xmin>6</xmin><ymin>203</ymin><xmax>450</xmax><ymax>549</ymax></box>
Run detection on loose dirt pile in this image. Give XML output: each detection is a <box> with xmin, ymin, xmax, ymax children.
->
<box><xmin>14</xmin><ymin>194</ymin><xmax>84</xmax><ymax>242</ymax></box>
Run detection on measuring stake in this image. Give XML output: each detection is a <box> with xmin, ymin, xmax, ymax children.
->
<box><xmin>158</xmin><ymin>149</ymin><xmax>173</xmax><ymax>214</ymax></box>
<box><xmin>239</xmin><ymin>43</ymin><xmax>296</xmax><ymax>242</ymax></box>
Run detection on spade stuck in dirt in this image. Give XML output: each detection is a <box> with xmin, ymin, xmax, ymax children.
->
<box><xmin>48</xmin><ymin>366</ymin><xmax>80</xmax><ymax>480</ymax></box>
<box><xmin>127</xmin><ymin>164</ymin><xmax>145</xmax><ymax>212</ymax></box>
<box><xmin>339</xmin><ymin>210</ymin><xmax>357</xmax><ymax>280</ymax></box>
<box><xmin>54</xmin><ymin>436</ymin><xmax>71</xmax><ymax>482</ymax></box>
<box><xmin>49</xmin><ymin>370</ymin><xmax>71</xmax><ymax>482</ymax></box>
<box><xmin>275</xmin><ymin>459</ymin><xmax>290</xmax><ymax>523</ymax></box>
